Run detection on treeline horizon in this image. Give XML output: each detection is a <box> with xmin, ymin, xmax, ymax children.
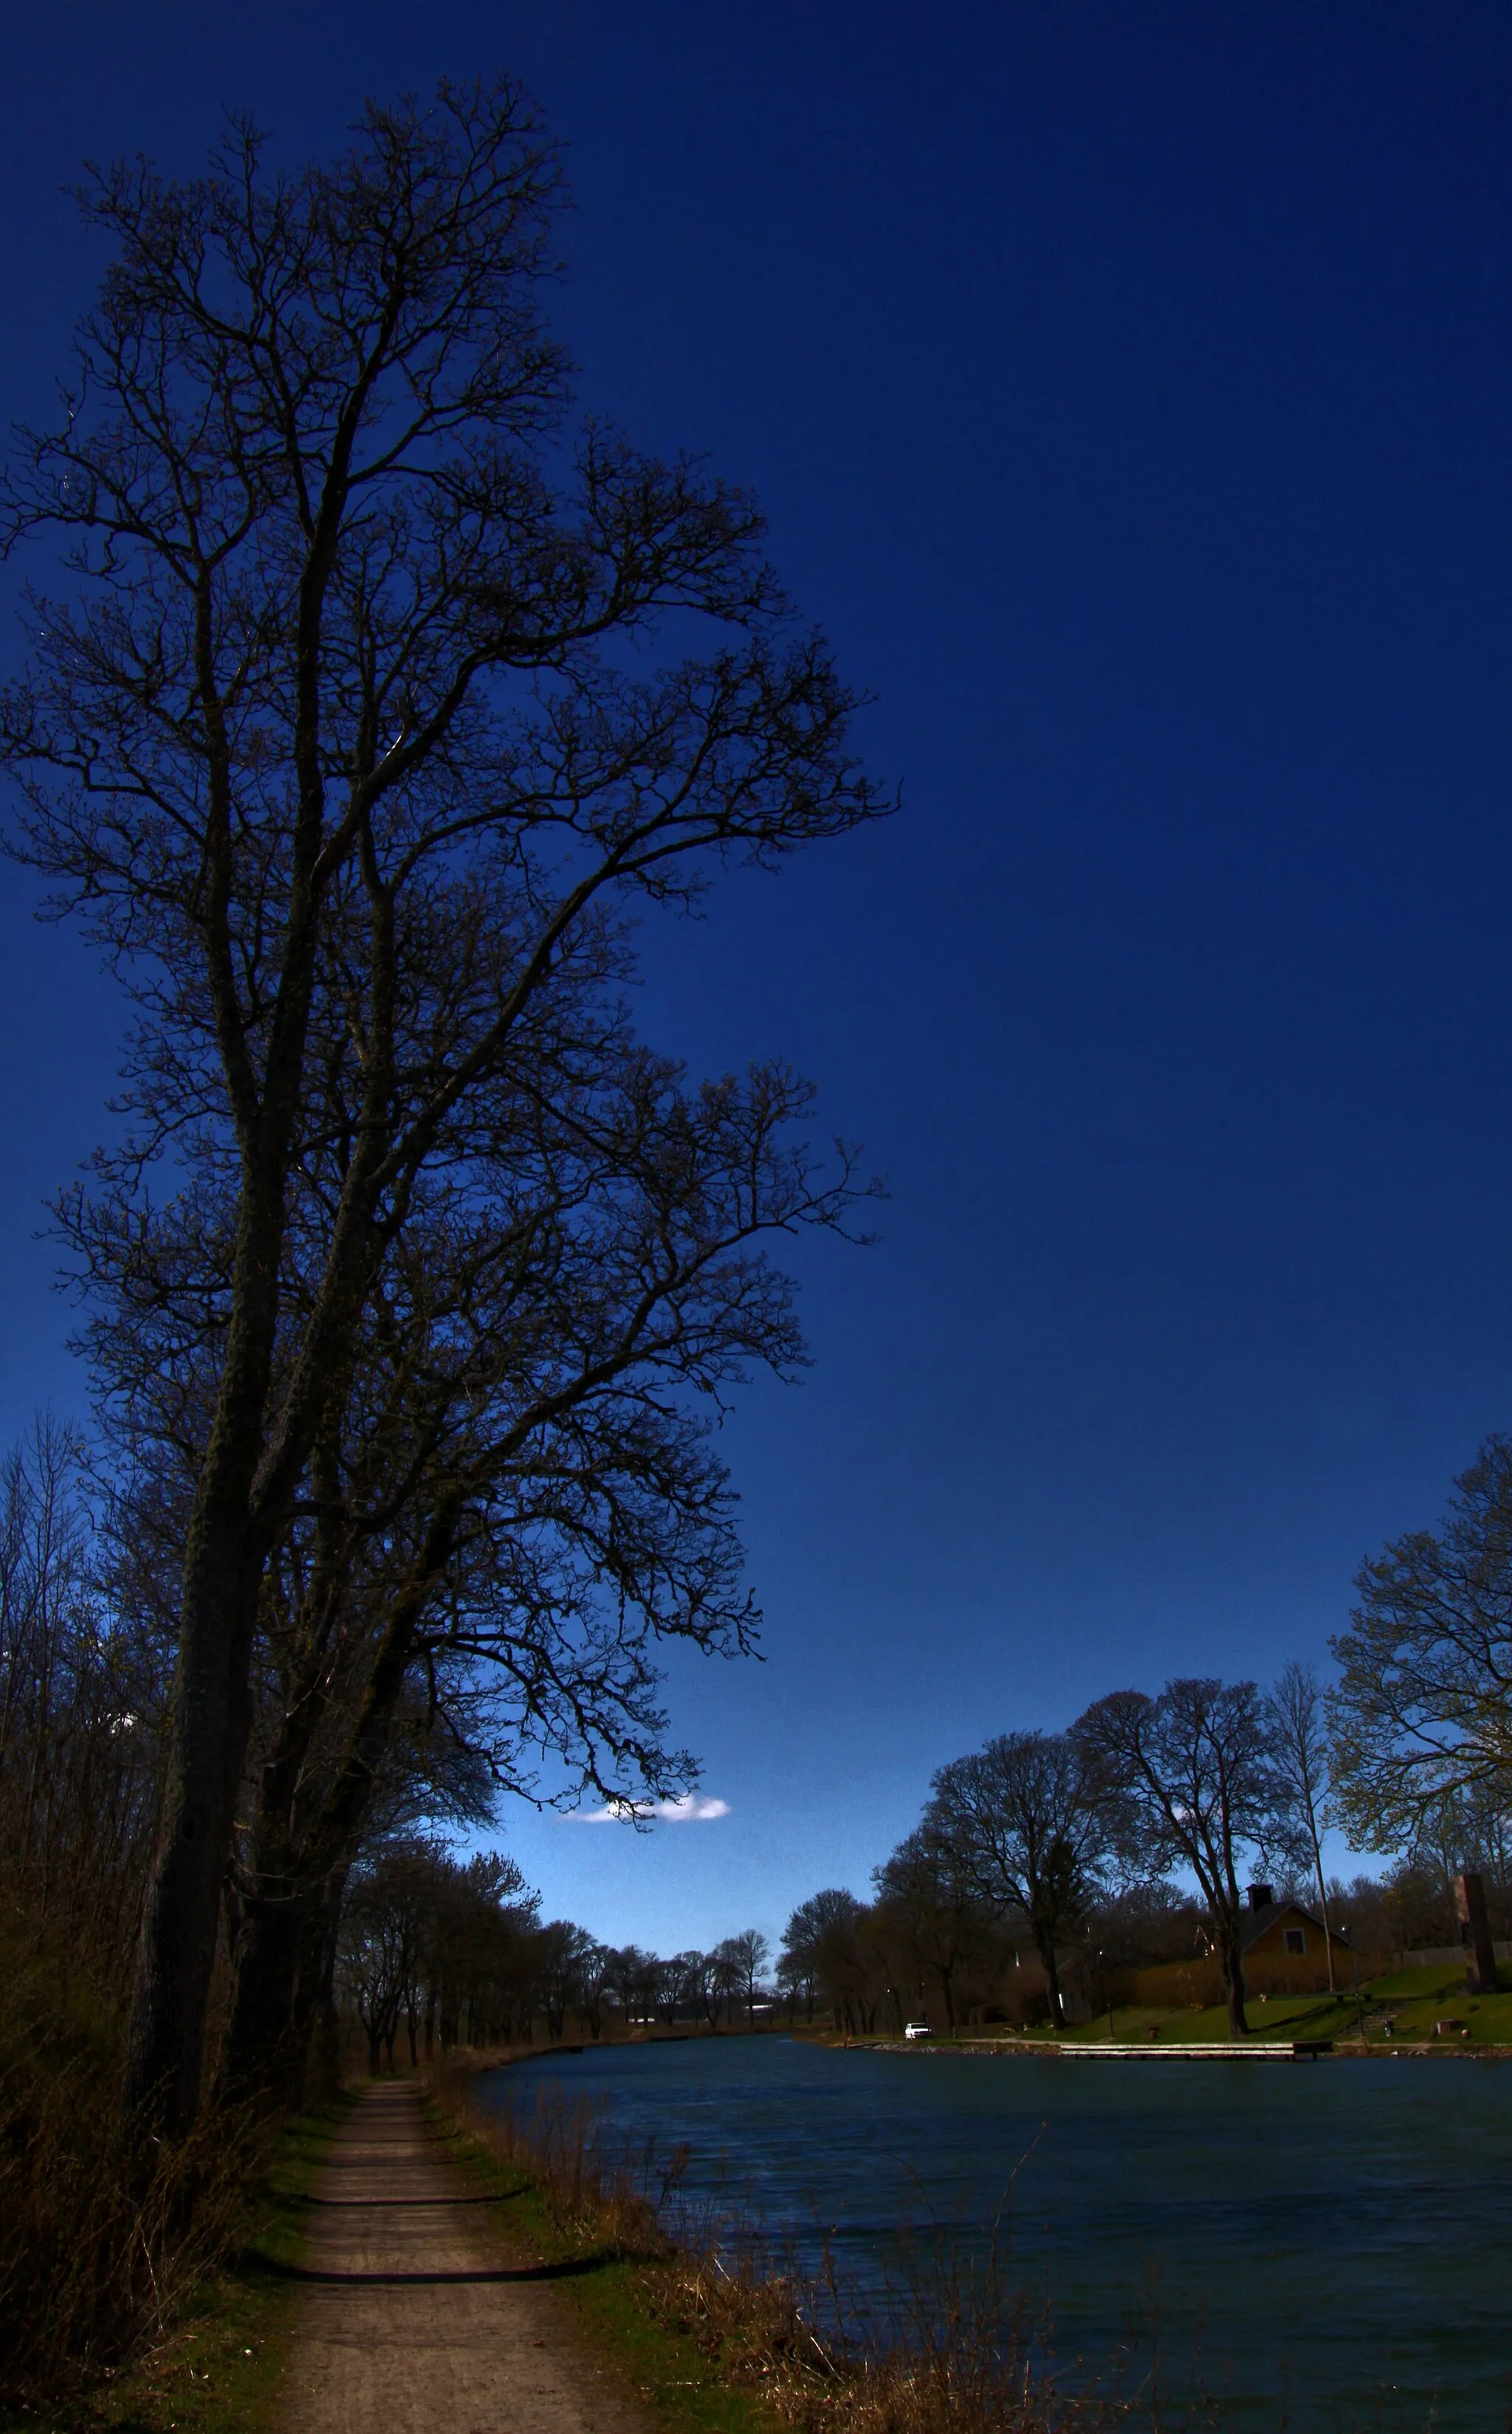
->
<box><xmin>8</xmin><ymin>1406</ymin><xmax>1512</xmax><ymax>2062</ymax></box>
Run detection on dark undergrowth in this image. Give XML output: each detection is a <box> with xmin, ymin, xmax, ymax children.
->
<box><xmin>0</xmin><ymin>1910</ymin><xmax>346</xmax><ymax>2430</ymax></box>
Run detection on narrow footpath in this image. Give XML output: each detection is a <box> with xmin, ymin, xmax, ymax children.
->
<box><xmin>278</xmin><ymin>2080</ymin><xmax>650</xmax><ymax>2434</ymax></box>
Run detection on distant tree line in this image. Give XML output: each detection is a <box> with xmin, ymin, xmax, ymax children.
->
<box><xmin>334</xmin><ymin>1836</ymin><xmax>773</xmax><ymax>2066</ymax></box>
<box><xmin>777</xmin><ymin>1437</ymin><xmax>1512</xmax><ymax>2040</ymax></box>
<box><xmin>0</xmin><ymin>1412</ymin><xmax>786</xmax><ymax>2069</ymax></box>
<box><xmin>9</xmin><ymin>1387</ymin><xmax>1512</xmax><ymax>2086</ymax></box>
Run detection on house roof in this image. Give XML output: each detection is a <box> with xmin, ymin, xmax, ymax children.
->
<box><xmin>1239</xmin><ymin>1898</ymin><xmax>1347</xmax><ymax>1953</ymax></box>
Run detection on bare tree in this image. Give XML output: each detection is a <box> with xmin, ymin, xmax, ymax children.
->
<box><xmin>774</xmin><ymin>1946</ymin><xmax>817</xmax><ymax>2024</ymax></box>
<box><xmin>0</xmin><ymin>83</ymin><xmax>882</xmax><ymax>2132</ymax></box>
<box><xmin>187</xmin><ymin>1048</ymin><xmax>866</xmax><ymax>2104</ymax></box>
<box><xmin>605</xmin><ymin>1944</ymin><xmax>658</xmax><ymax>2031</ymax></box>
<box><xmin>1074</xmin><ymin>1679</ymin><xmax>1280</xmax><ymax>2038</ymax></box>
<box><xmin>1268</xmin><ymin>1661</ymin><xmax>1337</xmax><ymax>1994</ymax></box>
<box><xmin>872</xmin><ymin>1827</ymin><xmax>986</xmax><ymax>2029</ymax></box>
<box><xmin>1329</xmin><ymin>1437</ymin><xmax>1512</xmax><ymax>1857</ymax></box>
<box><xmin>0</xmin><ymin>1419</ymin><xmax>165</xmax><ymax>1973</ymax></box>
<box><xmin>922</xmin><ymin>1732</ymin><xmax>1104</xmax><ymax>2028</ymax></box>
<box><xmin>713</xmin><ymin>1928</ymin><xmax>769</xmax><ymax>2025</ymax></box>
<box><xmin>698</xmin><ymin>1950</ymin><xmax>725</xmax><ymax>2028</ymax></box>
<box><xmin>574</xmin><ymin>1939</ymin><xmax>614</xmax><ymax>2041</ymax></box>
<box><xmin>337</xmin><ymin>1839</ymin><xmax>439</xmax><ymax>2073</ymax></box>
<box><xmin>780</xmin><ymin>1888</ymin><xmax>879</xmax><ymax>2034</ymax></box>
<box><xmin>536</xmin><ymin>1919</ymin><xmax>598</xmax><ymax>2041</ymax></box>
<box><xmin>418</xmin><ymin>1848</ymin><xmax>540</xmax><ymax>2048</ymax></box>
<box><xmin>647</xmin><ymin>1950</ymin><xmax>695</xmax><ymax>2028</ymax></box>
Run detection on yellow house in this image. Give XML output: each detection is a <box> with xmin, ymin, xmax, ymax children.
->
<box><xmin>1239</xmin><ymin>1887</ymin><xmax>1350</xmax><ymax>1997</ymax></box>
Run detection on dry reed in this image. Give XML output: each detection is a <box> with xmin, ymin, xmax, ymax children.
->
<box><xmin>0</xmin><ymin>1914</ymin><xmax>268</xmax><ymax>2404</ymax></box>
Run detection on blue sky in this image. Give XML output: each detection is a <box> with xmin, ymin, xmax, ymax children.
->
<box><xmin>4</xmin><ymin>2</ymin><xmax>1512</xmax><ymax>1953</ymax></box>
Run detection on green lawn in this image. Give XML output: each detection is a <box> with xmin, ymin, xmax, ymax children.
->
<box><xmin>944</xmin><ymin>1967</ymin><xmax>1512</xmax><ymax>2049</ymax></box>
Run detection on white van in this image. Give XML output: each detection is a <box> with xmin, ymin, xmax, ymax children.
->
<box><xmin>903</xmin><ymin>2021</ymin><xmax>932</xmax><ymax>2041</ymax></box>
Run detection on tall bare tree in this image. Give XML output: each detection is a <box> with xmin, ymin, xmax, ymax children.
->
<box><xmin>780</xmin><ymin>1888</ymin><xmax>877</xmax><ymax>2034</ymax></box>
<box><xmin>921</xmin><ymin>1731</ymin><xmax>1104</xmax><ymax>2028</ymax></box>
<box><xmin>1329</xmin><ymin>1436</ymin><xmax>1512</xmax><ymax>1856</ymax></box>
<box><xmin>95</xmin><ymin>1041</ymin><xmax>865</xmax><ymax>2105</ymax></box>
<box><xmin>713</xmin><ymin>1928</ymin><xmax>769</xmax><ymax>2024</ymax></box>
<box><xmin>425</xmin><ymin>1849</ymin><xmax>540</xmax><ymax>2048</ymax></box>
<box><xmin>0</xmin><ymin>82</ymin><xmax>882</xmax><ymax>2131</ymax></box>
<box><xmin>1074</xmin><ymin>1679</ymin><xmax>1280</xmax><ymax>2038</ymax></box>
<box><xmin>1268</xmin><ymin>1660</ymin><xmax>1337</xmax><ymax>1994</ymax></box>
<box><xmin>872</xmin><ymin>1825</ymin><xmax>989</xmax><ymax>2029</ymax></box>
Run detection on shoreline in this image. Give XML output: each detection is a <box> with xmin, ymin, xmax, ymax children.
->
<box><xmin>431</xmin><ymin>2021</ymin><xmax>1512</xmax><ymax>2072</ymax></box>
<box><xmin>831</xmin><ymin>2032</ymin><xmax>1512</xmax><ymax>2060</ymax></box>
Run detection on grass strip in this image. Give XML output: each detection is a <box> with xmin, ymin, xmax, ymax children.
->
<box><xmin>423</xmin><ymin>2080</ymin><xmax>783</xmax><ymax>2434</ymax></box>
<box><xmin>825</xmin><ymin>1967</ymin><xmax>1512</xmax><ymax>2051</ymax></box>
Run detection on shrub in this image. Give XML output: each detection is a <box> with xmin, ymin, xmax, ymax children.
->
<box><xmin>0</xmin><ymin>1911</ymin><xmax>266</xmax><ymax>2403</ymax></box>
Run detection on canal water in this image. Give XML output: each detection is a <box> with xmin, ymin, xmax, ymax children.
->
<box><xmin>480</xmin><ymin>2035</ymin><xmax>1512</xmax><ymax>2431</ymax></box>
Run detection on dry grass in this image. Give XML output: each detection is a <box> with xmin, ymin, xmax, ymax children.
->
<box><xmin>0</xmin><ymin>1916</ymin><xmax>269</xmax><ymax>2406</ymax></box>
<box><xmin>431</xmin><ymin>2056</ymin><xmax>1208</xmax><ymax>2434</ymax></box>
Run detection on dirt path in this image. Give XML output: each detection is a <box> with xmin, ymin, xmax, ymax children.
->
<box><xmin>278</xmin><ymin>2079</ymin><xmax>651</xmax><ymax>2434</ymax></box>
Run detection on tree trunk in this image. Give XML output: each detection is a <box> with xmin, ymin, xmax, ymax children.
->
<box><xmin>121</xmin><ymin>1053</ymin><xmax>408</xmax><ymax>2132</ymax></box>
<box><xmin>290</xmin><ymin>1885</ymin><xmax>346</xmax><ymax>2101</ymax></box>
<box><xmin>307</xmin><ymin>1960</ymin><xmax>342</xmax><ymax>2105</ymax></box>
<box><xmin>1220</xmin><ymin>1923</ymin><xmax>1249</xmax><ymax>2037</ymax></box>
<box><xmin>220</xmin><ymin>1891</ymin><xmax>308</xmax><ymax>2105</ymax></box>
<box><xmin>1313</xmin><ymin>1856</ymin><xmax>1338</xmax><ymax>1998</ymax></box>
<box><xmin>938</xmin><ymin>1962</ymin><xmax>956</xmax><ymax>2029</ymax></box>
<box><xmin>122</xmin><ymin>1525</ymin><xmax>263</xmax><ymax>2134</ymax></box>
<box><xmin>218</xmin><ymin>1563</ymin><xmax>436</xmax><ymax>2107</ymax></box>
<box><xmin>221</xmin><ymin>1861</ymin><xmax>348</xmax><ymax>2107</ymax></box>
<box><xmin>1034</xmin><ymin>1925</ymin><xmax>1067</xmax><ymax>2028</ymax></box>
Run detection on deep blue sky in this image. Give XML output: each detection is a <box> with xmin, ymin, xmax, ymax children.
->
<box><xmin>3</xmin><ymin>2</ymin><xmax>1511</xmax><ymax>1951</ymax></box>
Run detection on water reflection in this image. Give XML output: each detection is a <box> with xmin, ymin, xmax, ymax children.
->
<box><xmin>479</xmin><ymin>2034</ymin><xmax>1512</xmax><ymax>2432</ymax></box>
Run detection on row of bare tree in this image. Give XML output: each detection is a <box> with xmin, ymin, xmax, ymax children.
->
<box><xmin>0</xmin><ymin>1407</ymin><xmax>777</xmax><ymax>2074</ymax></box>
<box><xmin>780</xmin><ymin>1431</ymin><xmax>1512</xmax><ymax>2039</ymax></box>
<box><xmin>0</xmin><ymin>1423</ymin><xmax>165</xmax><ymax>1990</ymax></box>
<box><xmin>333</xmin><ymin>1837</ymin><xmax>771</xmax><ymax>2066</ymax></box>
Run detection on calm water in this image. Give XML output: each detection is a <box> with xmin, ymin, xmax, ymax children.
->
<box><xmin>481</xmin><ymin>2036</ymin><xmax>1512</xmax><ymax>2432</ymax></box>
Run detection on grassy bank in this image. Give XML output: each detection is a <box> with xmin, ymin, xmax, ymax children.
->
<box><xmin>425</xmin><ymin>2064</ymin><xmax>778</xmax><ymax>2434</ymax></box>
<box><xmin>427</xmin><ymin>2057</ymin><xmax>1186</xmax><ymax>2434</ymax></box>
<box><xmin>919</xmin><ymin>1964</ymin><xmax>1512</xmax><ymax>2050</ymax></box>
<box><xmin>0</xmin><ymin>2097</ymin><xmax>351</xmax><ymax>2434</ymax></box>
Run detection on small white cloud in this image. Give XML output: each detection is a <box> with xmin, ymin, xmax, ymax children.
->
<box><xmin>569</xmin><ymin>1792</ymin><xmax>731</xmax><ymax>1824</ymax></box>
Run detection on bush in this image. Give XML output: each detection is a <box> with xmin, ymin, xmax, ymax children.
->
<box><xmin>0</xmin><ymin>1911</ymin><xmax>267</xmax><ymax>2404</ymax></box>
